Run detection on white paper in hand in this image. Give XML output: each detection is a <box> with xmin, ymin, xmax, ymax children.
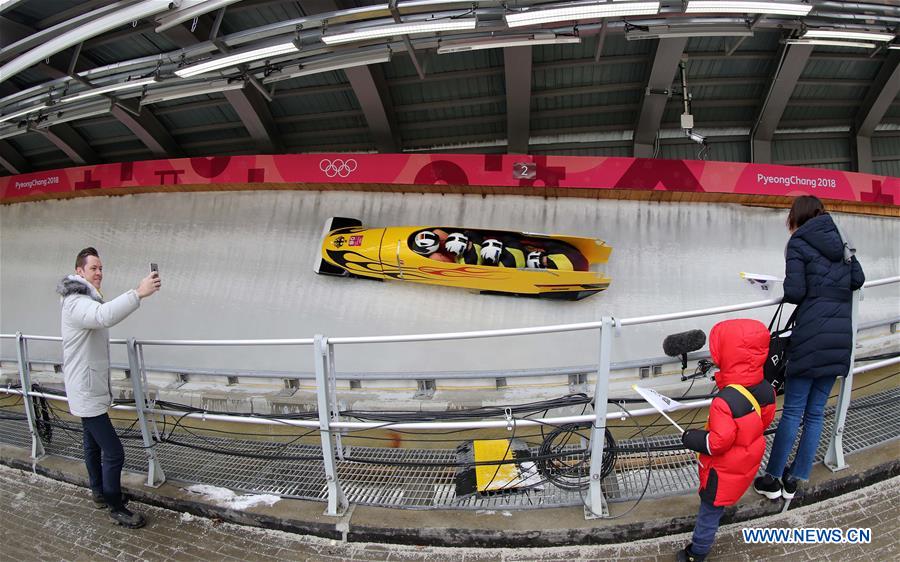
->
<box><xmin>632</xmin><ymin>385</ymin><xmax>685</xmax><ymax>433</ymax></box>
<box><xmin>740</xmin><ymin>272</ymin><xmax>783</xmax><ymax>294</ymax></box>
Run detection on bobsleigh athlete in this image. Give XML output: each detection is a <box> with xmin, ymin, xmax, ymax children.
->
<box><xmin>677</xmin><ymin>319</ymin><xmax>776</xmax><ymax>561</ymax></box>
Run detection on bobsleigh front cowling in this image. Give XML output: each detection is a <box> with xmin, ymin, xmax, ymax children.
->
<box><xmin>316</xmin><ymin>218</ymin><xmax>612</xmax><ymax>300</ymax></box>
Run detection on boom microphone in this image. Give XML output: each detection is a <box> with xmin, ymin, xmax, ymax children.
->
<box><xmin>662</xmin><ymin>330</ymin><xmax>707</xmax><ymax>371</ymax></box>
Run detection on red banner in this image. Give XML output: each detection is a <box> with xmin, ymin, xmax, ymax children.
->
<box><xmin>1</xmin><ymin>154</ymin><xmax>896</xmax><ymax>206</ymax></box>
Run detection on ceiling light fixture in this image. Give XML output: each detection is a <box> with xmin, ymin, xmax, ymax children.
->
<box><xmin>437</xmin><ymin>34</ymin><xmax>581</xmax><ymax>54</ymax></box>
<box><xmin>685</xmin><ymin>1</ymin><xmax>811</xmax><ymax>16</ymax></box>
<box><xmin>35</xmin><ymin>100</ymin><xmax>114</xmax><ymax>129</ymax></box>
<box><xmin>263</xmin><ymin>52</ymin><xmax>392</xmax><ymax>83</ymax></box>
<box><xmin>321</xmin><ymin>18</ymin><xmax>477</xmax><ymax>45</ymax></box>
<box><xmin>505</xmin><ymin>1</ymin><xmax>660</xmax><ymax>28</ymax></box>
<box><xmin>140</xmin><ymin>80</ymin><xmax>247</xmax><ymax>105</ymax></box>
<box><xmin>801</xmin><ymin>29</ymin><xmax>894</xmax><ymax>42</ymax></box>
<box><xmin>0</xmin><ymin>103</ymin><xmax>48</xmax><ymax>124</ymax></box>
<box><xmin>175</xmin><ymin>41</ymin><xmax>300</xmax><ymax>78</ymax></box>
<box><xmin>59</xmin><ymin>77</ymin><xmax>158</xmax><ymax>104</ymax></box>
<box><xmin>627</xmin><ymin>25</ymin><xmax>753</xmax><ymax>40</ymax></box>
<box><xmin>785</xmin><ymin>39</ymin><xmax>876</xmax><ymax>49</ymax></box>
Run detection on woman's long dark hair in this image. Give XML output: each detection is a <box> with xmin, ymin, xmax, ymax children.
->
<box><xmin>787</xmin><ymin>195</ymin><xmax>825</xmax><ymax>231</ymax></box>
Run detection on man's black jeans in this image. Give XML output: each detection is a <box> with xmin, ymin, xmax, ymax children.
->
<box><xmin>81</xmin><ymin>413</ymin><xmax>125</xmax><ymax>509</ymax></box>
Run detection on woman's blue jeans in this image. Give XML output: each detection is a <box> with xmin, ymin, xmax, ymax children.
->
<box><xmin>765</xmin><ymin>375</ymin><xmax>837</xmax><ymax>481</ymax></box>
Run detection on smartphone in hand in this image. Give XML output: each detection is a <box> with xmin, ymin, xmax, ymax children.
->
<box><xmin>150</xmin><ymin>263</ymin><xmax>159</xmax><ymax>279</ymax></box>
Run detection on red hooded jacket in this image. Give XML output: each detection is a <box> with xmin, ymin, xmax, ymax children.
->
<box><xmin>683</xmin><ymin>319</ymin><xmax>776</xmax><ymax>507</ymax></box>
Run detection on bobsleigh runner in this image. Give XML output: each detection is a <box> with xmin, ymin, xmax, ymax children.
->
<box><xmin>315</xmin><ymin>217</ymin><xmax>612</xmax><ymax>300</ymax></box>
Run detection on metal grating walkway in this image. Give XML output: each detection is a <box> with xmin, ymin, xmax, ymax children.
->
<box><xmin>0</xmin><ymin>387</ymin><xmax>897</xmax><ymax>510</ymax></box>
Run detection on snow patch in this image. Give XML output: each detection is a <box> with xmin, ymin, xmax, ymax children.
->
<box><xmin>184</xmin><ymin>484</ymin><xmax>281</xmax><ymax>510</ymax></box>
<box><xmin>180</xmin><ymin>512</ymin><xmax>196</xmax><ymax>522</ymax></box>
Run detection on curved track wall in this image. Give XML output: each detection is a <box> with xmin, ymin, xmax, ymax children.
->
<box><xmin>2</xmin><ymin>189</ymin><xmax>897</xmax><ymax>375</ymax></box>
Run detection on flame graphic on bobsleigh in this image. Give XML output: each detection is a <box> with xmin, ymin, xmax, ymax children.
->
<box><xmin>314</xmin><ymin>217</ymin><xmax>612</xmax><ymax>301</ymax></box>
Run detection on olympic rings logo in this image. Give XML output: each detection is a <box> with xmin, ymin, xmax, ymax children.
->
<box><xmin>319</xmin><ymin>158</ymin><xmax>358</xmax><ymax>178</ymax></box>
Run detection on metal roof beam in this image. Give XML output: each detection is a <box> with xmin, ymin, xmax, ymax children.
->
<box><xmin>633</xmin><ymin>37</ymin><xmax>688</xmax><ymax>158</ymax></box>
<box><xmin>343</xmin><ymin>65</ymin><xmax>398</xmax><ymax>153</ymax></box>
<box><xmin>224</xmin><ymin>85</ymin><xmax>281</xmax><ymax>153</ymax></box>
<box><xmin>750</xmin><ymin>43</ymin><xmax>813</xmax><ymax>164</ymax></box>
<box><xmin>504</xmin><ymin>46</ymin><xmax>532</xmax><ymax>154</ymax></box>
<box><xmin>0</xmin><ymin>139</ymin><xmax>29</xmax><ymax>174</ymax></box>
<box><xmin>37</xmin><ymin>124</ymin><xmax>98</xmax><ymax>165</ymax></box>
<box><xmin>853</xmin><ymin>50</ymin><xmax>900</xmax><ymax>173</ymax></box>
<box><xmin>110</xmin><ymin>103</ymin><xmax>181</xmax><ymax>157</ymax></box>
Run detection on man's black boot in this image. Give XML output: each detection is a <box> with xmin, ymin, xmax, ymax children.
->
<box><xmin>109</xmin><ymin>506</ymin><xmax>146</xmax><ymax>529</ymax></box>
<box><xmin>676</xmin><ymin>543</ymin><xmax>707</xmax><ymax>562</ymax></box>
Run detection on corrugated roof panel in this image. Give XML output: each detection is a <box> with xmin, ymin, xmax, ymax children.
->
<box><xmin>801</xmin><ymin>57</ymin><xmax>882</xmax><ymax>80</ymax></box>
<box><xmin>272</xmin><ymin>90</ymin><xmax>359</xmax><ymax>117</ymax></box>
<box><xmin>533</xmin><ymin>90</ymin><xmax>642</xmax><ymax>111</ymax></box>
<box><xmin>175</xmin><ymin>128</ymin><xmax>250</xmax><ymax>145</ymax></box>
<box><xmin>531</xmin><ymin>111</ymin><xmax>636</xmax><ymax>131</ymax></box>
<box><xmin>397</xmin><ymin>102</ymin><xmax>505</xmax><ymax>126</ymax></box>
<box><xmin>278</xmin><ymin>115</ymin><xmax>368</xmax><ymax>135</ymax></box>
<box><xmin>691</xmin><ymin>83</ymin><xmax>766</xmax><ymax>101</ymax></box>
<box><xmin>95</xmin><ymin>139</ymin><xmax>148</xmax><ymax>157</ymax></box>
<box><xmin>8</xmin><ymin>132</ymin><xmax>56</xmax><ymax>153</ymax></box>
<box><xmin>773</xmin><ymin>137</ymin><xmax>851</xmax><ymax>164</ymax></box>
<box><xmin>872</xmin><ymin>136</ymin><xmax>900</xmax><ymax>158</ymax></box>
<box><xmin>269</xmin><ymin>69</ymin><xmax>351</xmax><ymax>91</ymax></box>
<box><xmin>596</xmin><ymin>34</ymin><xmax>653</xmax><ymax>57</ymax></box>
<box><xmin>532</xmin><ymin>39</ymin><xmax>597</xmax><ymax>62</ymax></box>
<box><xmin>533</xmin><ymin>62</ymin><xmax>646</xmax><ymax>90</ymax></box>
<box><xmin>400</xmin><ymin>121</ymin><xmax>504</xmax><ymax>142</ymax></box>
<box><xmin>781</xmin><ymin>105</ymin><xmax>855</xmax><ymax>122</ymax></box>
<box><xmin>792</xmin><ymin>83</ymin><xmax>869</xmax><ymax>101</ymax></box>
<box><xmin>156</xmin><ymin>102</ymin><xmax>239</xmax><ymax>130</ymax></box>
<box><xmin>71</xmin><ymin>119</ymin><xmax>132</xmax><ymax>142</ymax></box>
<box><xmin>391</xmin><ymin>74</ymin><xmax>504</xmax><ymax>106</ymax></box>
<box><xmin>687</xmin><ymin>57</ymin><xmax>774</xmax><ymax>79</ymax></box>
<box><xmin>873</xmin><ymin>159</ymin><xmax>900</xmax><ymax>178</ymax></box>
<box><xmin>385</xmin><ymin>50</ymin><xmax>501</xmax><ymax>80</ymax></box>
<box><xmin>85</xmin><ymin>34</ymin><xmax>169</xmax><ymax>65</ymax></box>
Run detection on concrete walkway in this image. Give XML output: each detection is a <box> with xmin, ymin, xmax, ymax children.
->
<box><xmin>2</xmin><ymin>463</ymin><xmax>897</xmax><ymax>562</ymax></box>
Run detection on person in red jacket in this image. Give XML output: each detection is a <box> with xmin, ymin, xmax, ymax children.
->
<box><xmin>677</xmin><ymin>318</ymin><xmax>776</xmax><ymax>561</ymax></box>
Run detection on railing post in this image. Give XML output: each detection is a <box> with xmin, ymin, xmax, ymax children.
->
<box><xmin>314</xmin><ymin>334</ymin><xmax>347</xmax><ymax>516</ymax></box>
<box><xmin>126</xmin><ymin>338</ymin><xmax>166</xmax><ymax>486</ymax></box>
<box><xmin>586</xmin><ymin>316</ymin><xmax>613</xmax><ymax>519</ymax></box>
<box><xmin>15</xmin><ymin>333</ymin><xmax>45</xmax><ymax>459</ymax></box>
<box><xmin>824</xmin><ymin>289</ymin><xmax>860</xmax><ymax>471</ymax></box>
<box><xmin>326</xmin><ymin>342</ymin><xmax>344</xmax><ymax>459</ymax></box>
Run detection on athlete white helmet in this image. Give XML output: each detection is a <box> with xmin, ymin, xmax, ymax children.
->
<box><xmin>444</xmin><ymin>232</ymin><xmax>469</xmax><ymax>257</ymax></box>
<box><xmin>413</xmin><ymin>231</ymin><xmax>440</xmax><ymax>255</ymax></box>
<box><xmin>527</xmin><ymin>251</ymin><xmax>545</xmax><ymax>269</ymax></box>
<box><xmin>480</xmin><ymin>239</ymin><xmax>504</xmax><ymax>265</ymax></box>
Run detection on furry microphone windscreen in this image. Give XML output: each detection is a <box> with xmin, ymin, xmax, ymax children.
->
<box><xmin>662</xmin><ymin>329</ymin><xmax>707</xmax><ymax>357</ymax></box>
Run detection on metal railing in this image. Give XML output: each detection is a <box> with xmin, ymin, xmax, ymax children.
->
<box><xmin>2</xmin><ymin>275</ymin><xmax>898</xmax><ymax>518</ymax></box>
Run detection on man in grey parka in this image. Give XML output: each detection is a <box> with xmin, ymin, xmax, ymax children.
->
<box><xmin>57</xmin><ymin>247</ymin><xmax>160</xmax><ymax>529</ymax></box>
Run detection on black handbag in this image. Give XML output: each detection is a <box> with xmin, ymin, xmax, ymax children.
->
<box><xmin>765</xmin><ymin>302</ymin><xmax>797</xmax><ymax>395</ymax></box>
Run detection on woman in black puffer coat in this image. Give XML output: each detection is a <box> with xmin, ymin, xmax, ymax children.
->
<box><xmin>754</xmin><ymin>196</ymin><xmax>865</xmax><ymax>501</ymax></box>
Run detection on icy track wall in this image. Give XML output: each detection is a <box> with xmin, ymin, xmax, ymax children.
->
<box><xmin>1</xmin><ymin>190</ymin><xmax>897</xmax><ymax>375</ymax></box>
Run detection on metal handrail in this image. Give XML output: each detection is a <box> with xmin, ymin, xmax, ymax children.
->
<box><xmin>4</xmin><ymin>355</ymin><xmax>898</xmax><ymax>431</ymax></box>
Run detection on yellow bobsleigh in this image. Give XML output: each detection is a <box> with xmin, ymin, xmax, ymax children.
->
<box><xmin>315</xmin><ymin>217</ymin><xmax>612</xmax><ymax>301</ymax></box>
